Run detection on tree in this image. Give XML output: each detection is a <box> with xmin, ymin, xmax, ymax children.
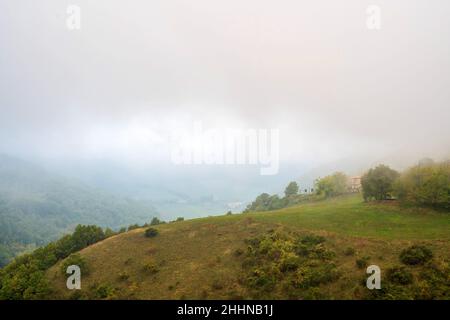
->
<box><xmin>394</xmin><ymin>161</ymin><xmax>449</xmax><ymax>209</ymax></box>
<box><xmin>150</xmin><ymin>217</ymin><xmax>164</xmax><ymax>226</ymax></box>
<box><xmin>284</xmin><ymin>181</ymin><xmax>299</xmax><ymax>197</ymax></box>
<box><xmin>315</xmin><ymin>172</ymin><xmax>348</xmax><ymax>198</ymax></box>
<box><xmin>361</xmin><ymin>164</ymin><xmax>399</xmax><ymax>201</ymax></box>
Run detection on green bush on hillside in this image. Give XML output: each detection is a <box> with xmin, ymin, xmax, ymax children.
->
<box><xmin>60</xmin><ymin>254</ymin><xmax>89</xmax><ymax>276</ymax></box>
<box><xmin>386</xmin><ymin>266</ymin><xmax>414</xmax><ymax>285</ymax></box>
<box><xmin>400</xmin><ymin>245</ymin><xmax>433</xmax><ymax>265</ymax></box>
<box><xmin>144</xmin><ymin>228</ymin><xmax>159</xmax><ymax>238</ymax></box>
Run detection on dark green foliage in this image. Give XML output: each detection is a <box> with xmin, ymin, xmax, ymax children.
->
<box><xmin>0</xmin><ymin>224</ymin><xmax>112</xmax><ymax>300</ymax></box>
<box><xmin>361</xmin><ymin>164</ymin><xmax>400</xmax><ymax>201</ymax></box>
<box><xmin>127</xmin><ymin>224</ymin><xmax>140</xmax><ymax>231</ymax></box>
<box><xmin>175</xmin><ymin>217</ymin><xmax>184</xmax><ymax>222</ymax></box>
<box><xmin>144</xmin><ymin>227</ymin><xmax>159</xmax><ymax>238</ymax></box>
<box><xmin>150</xmin><ymin>217</ymin><xmax>165</xmax><ymax>225</ymax></box>
<box><xmin>386</xmin><ymin>266</ymin><xmax>414</xmax><ymax>285</ymax></box>
<box><xmin>60</xmin><ymin>254</ymin><xmax>89</xmax><ymax>276</ymax></box>
<box><xmin>89</xmin><ymin>283</ymin><xmax>117</xmax><ymax>299</ymax></box>
<box><xmin>400</xmin><ymin>245</ymin><xmax>433</xmax><ymax>265</ymax></box>
<box><xmin>284</xmin><ymin>181</ymin><xmax>299</xmax><ymax>197</ymax></box>
<box><xmin>142</xmin><ymin>262</ymin><xmax>159</xmax><ymax>274</ymax></box>
<box><xmin>356</xmin><ymin>256</ymin><xmax>370</xmax><ymax>269</ymax></box>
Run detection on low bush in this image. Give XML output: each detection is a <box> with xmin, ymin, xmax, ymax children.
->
<box><xmin>60</xmin><ymin>254</ymin><xmax>89</xmax><ymax>276</ymax></box>
<box><xmin>142</xmin><ymin>262</ymin><xmax>159</xmax><ymax>274</ymax></box>
<box><xmin>355</xmin><ymin>256</ymin><xmax>370</xmax><ymax>269</ymax></box>
<box><xmin>400</xmin><ymin>245</ymin><xmax>433</xmax><ymax>265</ymax></box>
<box><xmin>144</xmin><ymin>228</ymin><xmax>159</xmax><ymax>238</ymax></box>
<box><xmin>386</xmin><ymin>266</ymin><xmax>414</xmax><ymax>285</ymax></box>
<box><xmin>344</xmin><ymin>247</ymin><xmax>356</xmax><ymax>256</ymax></box>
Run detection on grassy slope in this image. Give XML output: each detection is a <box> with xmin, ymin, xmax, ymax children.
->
<box><xmin>46</xmin><ymin>195</ymin><xmax>450</xmax><ymax>299</ymax></box>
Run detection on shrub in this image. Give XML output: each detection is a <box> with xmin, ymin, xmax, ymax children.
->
<box><xmin>400</xmin><ymin>245</ymin><xmax>433</xmax><ymax>265</ymax></box>
<box><xmin>176</xmin><ymin>217</ymin><xmax>184</xmax><ymax>222</ymax></box>
<box><xmin>118</xmin><ymin>272</ymin><xmax>129</xmax><ymax>281</ymax></box>
<box><xmin>60</xmin><ymin>254</ymin><xmax>89</xmax><ymax>276</ymax></box>
<box><xmin>144</xmin><ymin>228</ymin><xmax>159</xmax><ymax>238</ymax></box>
<box><xmin>293</xmin><ymin>264</ymin><xmax>340</xmax><ymax>289</ymax></box>
<box><xmin>344</xmin><ymin>247</ymin><xmax>356</xmax><ymax>256</ymax></box>
<box><xmin>356</xmin><ymin>256</ymin><xmax>370</xmax><ymax>269</ymax></box>
<box><xmin>150</xmin><ymin>217</ymin><xmax>164</xmax><ymax>226</ymax></box>
<box><xmin>299</xmin><ymin>234</ymin><xmax>326</xmax><ymax>246</ymax></box>
<box><xmin>233</xmin><ymin>248</ymin><xmax>244</xmax><ymax>257</ymax></box>
<box><xmin>127</xmin><ymin>224</ymin><xmax>140</xmax><ymax>231</ymax></box>
<box><xmin>386</xmin><ymin>266</ymin><xmax>414</xmax><ymax>285</ymax></box>
<box><xmin>91</xmin><ymin>283</ymin><xmax>116</xmax><ymax>299</ymax></box>
<box><xmin>279</xmin><ymin>254</ymin><xmax>301</xmax><ymax>272</ymax></box>
<box><xmin>142</xmin><ymin>262</ymin><xmax>159</xmax><ymax>274</ymax></box>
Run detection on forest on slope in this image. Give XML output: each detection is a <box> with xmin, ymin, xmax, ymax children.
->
<box><xmin>0</xmin><ymin>155</ymin><xmax>158</xmax><ymax>266</ymax></box>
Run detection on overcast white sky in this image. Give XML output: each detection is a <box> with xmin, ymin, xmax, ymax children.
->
<box><xmin>1</xmin><ymin>0</ymin><xmax>449</xmax><ymax>168</ymax></box>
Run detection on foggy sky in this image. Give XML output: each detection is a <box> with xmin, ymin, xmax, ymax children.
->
<box><xmin>1</xmin><ymin>0</ymin><xmax>450</xmax><ymax>168</ymax></box>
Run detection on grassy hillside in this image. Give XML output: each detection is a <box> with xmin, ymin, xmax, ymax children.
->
<box><xmin>46</xmin><ymin>195</ymin><xmax>450</xmax><ymax>300</ymax></box>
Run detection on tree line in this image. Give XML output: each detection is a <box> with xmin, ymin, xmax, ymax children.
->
<box><xmin>244</xmin><ymin>159</ymin><xmax>450</xmax><ymax>212</ymax></box>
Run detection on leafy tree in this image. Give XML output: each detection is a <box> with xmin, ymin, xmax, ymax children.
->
<box><xmin>394</xmin><ymin>161</ymin><xmax>450</xmax><ymax>209</ymax></box>
<box><xmin>284</xmin><ymin>181</ymin><xmax>299</xmax><ymax>197</ymax></box>
<box><xmin>361</xmin><ymin>165</ymin><xmax>399</xmax><ymax>201</ymax></box>
<box><xmin>150</xmin><ymin>217</ymin><xmax>164</xmax><ymax>226</ymax></box>
<box><xmin>315</xmin><ymin>172</ymin><xmax>348</xmax><ymax>198</ymax></box>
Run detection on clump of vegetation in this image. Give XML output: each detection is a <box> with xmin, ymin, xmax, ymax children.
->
<box><xmin>361</xmin><ymin>164</ymin><xmax>400</xmax><ymax>201</ymax></box>
<box><xmin>150</xmin><ymin>217</ymin><xmax>165</xmax><ymax>226</ymax></box>
<box><xmin>400</xmin><ymin>245</ymin><xmax>433</xmax><ymax>265</ymax></box>
<box><xmin>386</xmin><ymin>266</ymin><xmax>414</xmax><ymax>285</ymax></box>
<box><xmin>315</xmin><ymin>172</ymin><xmax>348</xmax><ymax>198</ymax></box>
<box><xmin>0</xmin><ymin>224</ymin><xmax>109</xmax><ymax>300</ymax></box>
<box><xmin>90</xmin><ymin>283</ymin><xmax>117</xmax><ymax>299</ymax></box>
<box><xmin>175</xmin><ymin>217</ymin><xmax>184</xmax><ymax>222</ymax></box>
<box><xmin>344</xmin><ymin>247</ymin><xmax>356</xmax><ymax>256</ymax></box>
<box><xmin>356</xmin><ymin>256</ymin><xmax>370</xmax><ymax>269</ymax></box>
<box><xmin>394</xmin><ymin>160</ymin><xmax>450</xmax><ymax>210</ymax></box>
<box><xmin>144</xmin><ymin>228</ymin><xmax>159</xmax><ymax>238</ymax></box>
<box><xmin>127</xmin><ymin>224</ymin><xmax>141</xmax><ymax>231</ymax></box>
<box><xmin>364</xmin><ymin>245</ymin><xmax>448</xmax><ymax>300</ymax></box>
<box><xmin>240</xmin><ymin>230</ymin><xmax>340</xmax><ymax>299</ymax></box>
<box><xmin>118</xmin><ymin>272</ymin><xmax>130</xmax><ymax>281</ymax></box>
<box><xmin>142</xmin><ymin>262</ymin><xmax>159</xmax><ymax>274</ymax></box>
<box><xmin>60</xmin><ymin>253</ymin><xmax>89</xmax><ymax>276</ymax></box>
<box><xmin>226</xmin><ymin>211</ymin><xmax>233</xmax><ymax>215</ymax></box>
